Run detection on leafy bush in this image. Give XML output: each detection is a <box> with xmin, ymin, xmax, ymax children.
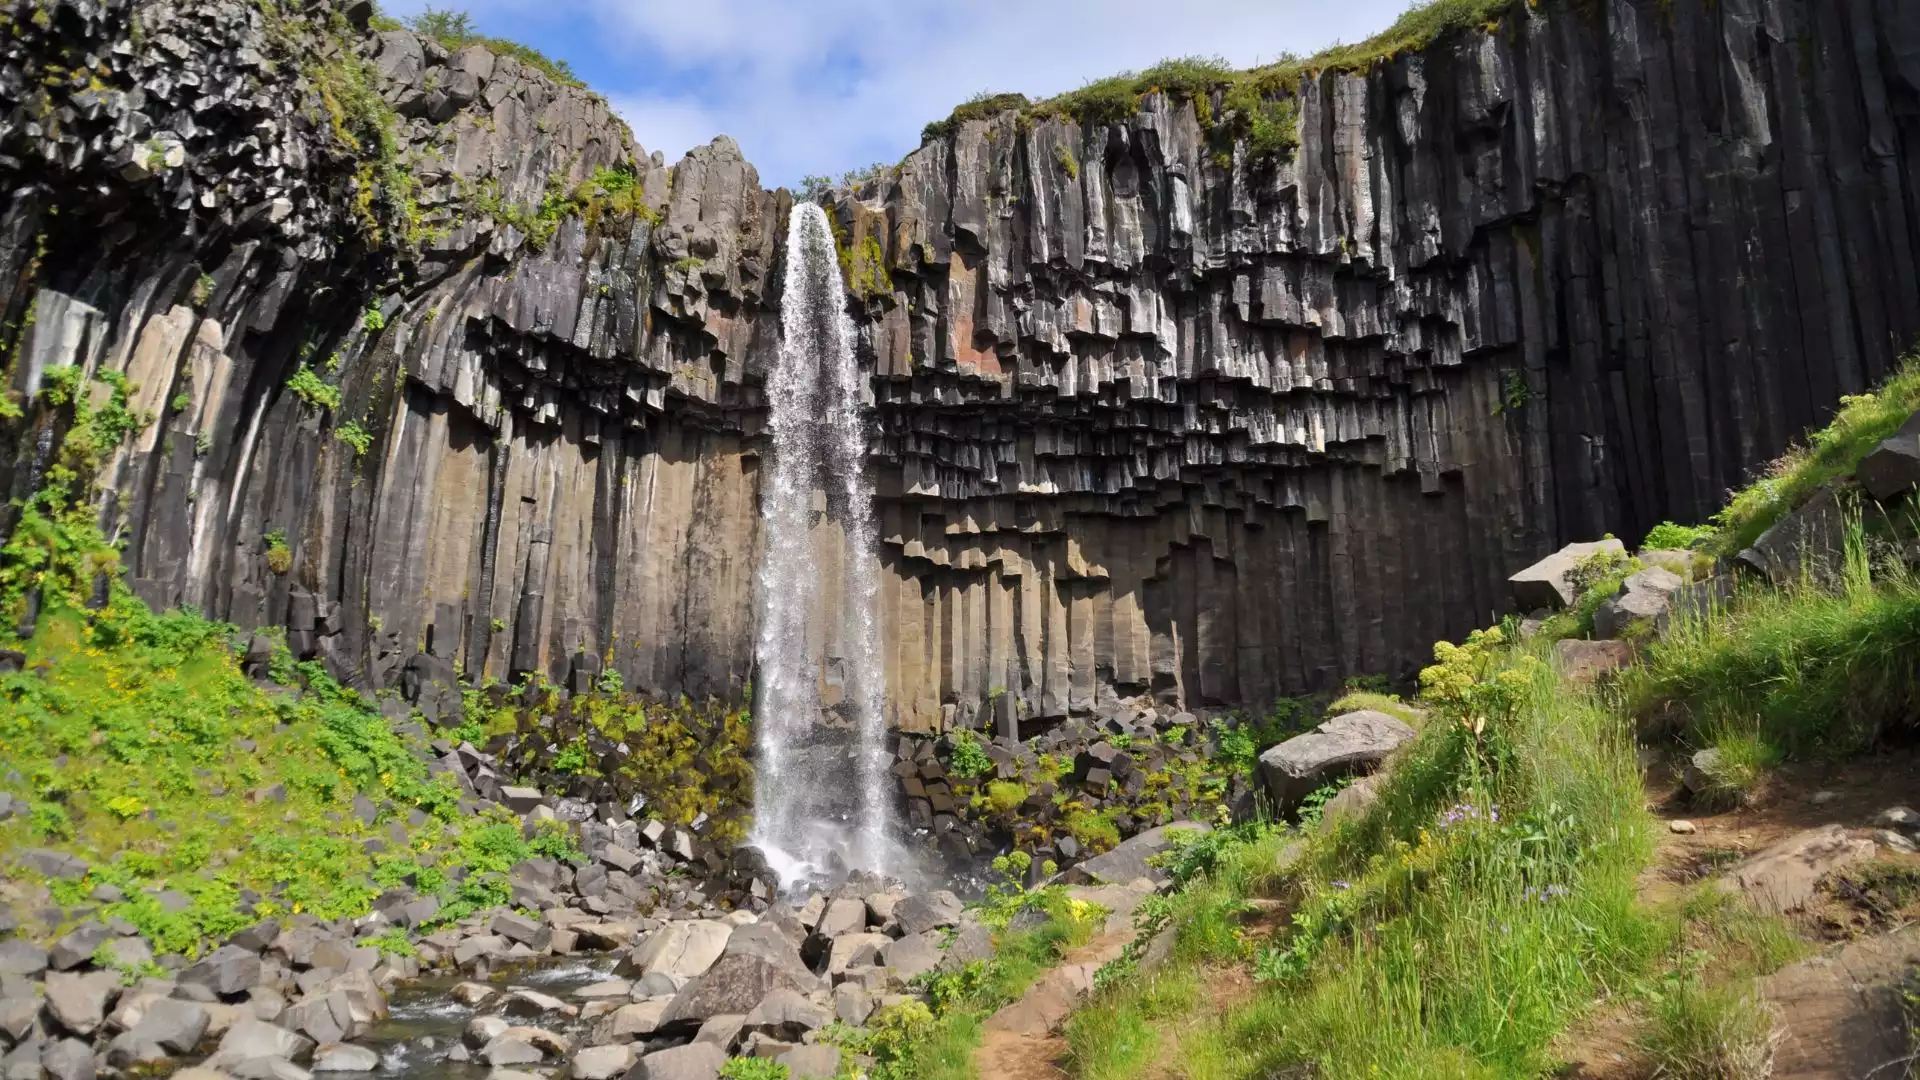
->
<box><xmin>1644</xmin><ymin>520</ymin><xmax>1716</xmax><ymax>551</ymax></box>
<box><xmin>286</xmin><ymin>366</ymin><xmax>342</xmax><ymax>411</ymax></box>
<box><xmin>263</xmin><ymin>530</ymin><xmax>292</xmax><ymax>574</ymax></box>
<box><xmin>945</xmin><ymin>728</ymin><xmax>994</xmax><ymax>779</ymax></box>
<box><xmin>334</xmin><ymin>421</ymin><xmax>372</xmax><ymax>458</ymax></box>
<box><xmin>718</xmin><ymin>1059</ymin><xmax>790</xmax><ymax>1080</ymax></box>
<box><xmin>982</xmin><ymin>781</ymin><xmax>1027</xmax><ymax>816</ymax></box>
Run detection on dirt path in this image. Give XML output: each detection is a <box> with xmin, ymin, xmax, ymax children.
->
<box><xmin>974</xmin><ymin>931</ymin><xmax>1135</xmax><ymax>1080</ymax></box>
<box><xmin>1558</xmin><ymin>746</ymin><xmax>1920</xmax><ymax>1079</ymax></box>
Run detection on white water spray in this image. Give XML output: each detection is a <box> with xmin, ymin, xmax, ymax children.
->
<box><xmin>750</xmin><ymin>202</ymin><xmax>894</xmax><ymax>885</ymax></box>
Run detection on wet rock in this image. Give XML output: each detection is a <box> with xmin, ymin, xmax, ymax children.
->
<box><xmin>500</xmin><ymin>989</ymin><xmax>573</xmax><ymax>1019</ymax></box>
<box><xmin>308</xmin><ymin>1043</ymin><xmax>379</xmax><ymax>1072</ymax></box>
<box><xmin>227</xmin><ymin>1059</ymin><xmax>312</xmax><ymax>1080</ymax></box>
<box><xmin>450</xmin><ymin>982</ymin><xmax>495</xmax><ymax>1007</ymax></box>
<box><xmin>568</xmin><ymin>1043</ymin><xmax>634</xmax><ymax>1079</ymax></box>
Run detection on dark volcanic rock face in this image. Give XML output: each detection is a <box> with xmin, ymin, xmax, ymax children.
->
<box><xmin>2</xmin><ymin>0</ymin><xmax>1918</xmax><ymax>731</ymax></box>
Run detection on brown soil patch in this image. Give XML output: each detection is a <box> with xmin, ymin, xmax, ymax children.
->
<box><xmin>1637</xmin><ymin>744</ymin><xmax>1920</xmax><ymax>907</ymax></box>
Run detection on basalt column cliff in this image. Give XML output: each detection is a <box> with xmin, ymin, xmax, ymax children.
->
<box><xmin>1</xmin><ymin>0</ymin><xmax>1917</xmax><ymax>732</ymax></box>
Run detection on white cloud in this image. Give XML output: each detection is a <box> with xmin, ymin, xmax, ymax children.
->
<box><xmin>398</xmin><ymin>0</ymin><xmax>1421</xmax><ymax>187</ymax></box>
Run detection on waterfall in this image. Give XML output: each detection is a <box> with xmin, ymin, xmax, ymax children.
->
<box><xmin>750</xmin><ymin>202</ymin><xmax>894</xmax><ymax>885</ymax></box>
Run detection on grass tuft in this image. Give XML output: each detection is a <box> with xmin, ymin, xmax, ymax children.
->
<box><xmin>1640</xmin><ymin>979</ymin><xmax>1779</xmax><ymax>1080</ymax></box>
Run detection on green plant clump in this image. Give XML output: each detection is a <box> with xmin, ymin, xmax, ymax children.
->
<box><xmin>286</xmin><ymin>366</ymin><xmax>342</xmax><ymax>412</ymax></box>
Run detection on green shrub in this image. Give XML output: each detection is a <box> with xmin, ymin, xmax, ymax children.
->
<box><xmin>1064</xmin><ymin>809</ymin><xmax>1120</xmax><ymax>853</ymax></box>
<box><xmin>263</xmin><ymin>530</ymin><xmax>293</xmax><ymax>574</ymax></box>
<box><xmin>286</xmin><ymin>366</ymin><xmax>341</xmax><ymax>411</ymax></box>
<box><xmin>946</xmin><ymin>728</ymin><xmax>994</xmax><ymax>779</ymax></box>
<box><xmin>717</xmin><ymin>1058</ymin><xmax>790</xmax><ymax>1080</ymax></box>
<box><xmin>334</xmin><ymin>421</ymin><xmax>372</xmax><ymax>458</ymax></box>
<box><xmin>1643</xmin><ymin>520</ymin><xmax>1716</xmax><ymax>551</ymax></box>
<box><xmin>983</xmin><ymin>781</ymin><xmax>1027</xmax><ymax>815</ymax></box>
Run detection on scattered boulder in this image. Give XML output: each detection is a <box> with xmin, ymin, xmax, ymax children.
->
<box><xmin>631</xmin><ymin>1041</ymin><xmax>725</xmax><ymax>1080</ymax></box>
<box><xmin>107</xmin><ymin>998</ymin><xmax>210</xmax><ymax>1064</ymax></box>
<box><xmin>589</xmin><ymin>999</ymin><xmax>668</xmax><ymax>1043</ymax></box>
<box><xmin>1737</xmin><ymin>485</ymin><xmax>1850</xmax><ymax>588</ymax></box>
<box><xmin>181</xmin><ymin>946</ymin><xmax>265</xmax><ymax>996</ymax></box>
<box><xmin>1719</xmin><ymin>825</ymin><xmax>1876</xmax><ymax>914</ymax></box>
<box><xmin>627</xmin><ymin>921</ymin><xmax>730</xmax><ymax>981</ymax></box>
<box><xmin>44</xmin><ymin>970</ymin><xmax>119</xmax><ymax>1036</ymax></box>
<box><xmin>1061</xmin><ymin>822</ymin><xmax>1210</xmax><ymax>887</ymax></box>
<box><xmin>777</xmin><ymin>1044</ymin><xmax>841</xmax><ymax>1079</ymax></box>
<box><xmin>0</xmin><ymin>941</ymin><xmax>47</xmax><ymax>978</ymax></box>
<box><xmin>1854</xmin><ymin>410</ymin><xmax>1920</xmax><ymax>502</ymax></box>
<box><xmin>659</xmin><ymin>953</ymin><xmax>815</xmax><ymax>1031</ymax></box>
<box><xmin>1551</xmin><ymin>639</ymin><xmax>1635</xmax><ymax>685</ymax></box>
<box><xmin>742</xmin><ymin>988</ymin><xmax>830</xmax><ymax>1040</ymax></box>
<box><xmin>205</xmin><ymin>1019</ymin><xmax>316</xmax><ymax>1069</ymax></box>
<box><xmin>879</xmin><ymin>934</ymin><xmax>942</xmax><ymax>983</ymax></box>
<box><xmin>568</xmin><ymin>1043</ymin><xmax>635</xmax><ymax>1080</ymax></box>
<box><xmin>1591</xmin><ymin>566</ymin><xmax>1686</xmax><ymax>640</ymax></box>
<box><xmin>813</xmin><ymin>898</ymin><xmax>867</xmax><ymax>939</ymax></box>
<box><xmin>40</xmin><ymin>1037</ymin><xmax>95</xmax><ymax>1080</ymax></box>
<box><xmin>890</xmin><ymin>891</ymin><xmax>962</xmax><ymax>936</ymax></box>
<box><xmin>1259</xmin><ymin>711</ymin><xmax>1415</xmax><ymax>812</ymax></box>
<box><xmin>48</xmin><ymin>923</ymin><xmax>115</xmax><ymax>972</ymax></box>
<box><xmin>1509</xmin><ymin>539</ymin><xmax>1627</xmax><ymax>610</ymax></box>
<box><xmin>308</xmin><ymin>1043</ymin><xmax>379</xmax><ymax>1072</ymax></box>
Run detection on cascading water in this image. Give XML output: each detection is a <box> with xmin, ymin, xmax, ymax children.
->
<box><xmin>750</xmin><ymin>202</ymin><xmax>895</xmax><ymax>886</ymax></box>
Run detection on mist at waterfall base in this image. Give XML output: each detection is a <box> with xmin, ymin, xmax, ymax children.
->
<box><xmin>748</xmin><ymin>203</ymin><xmax>916</xmax><ymax>892</ymax></box>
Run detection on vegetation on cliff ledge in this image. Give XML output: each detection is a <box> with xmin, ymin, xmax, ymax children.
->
<box><xmin>920</xmin><ymin>0</ymin><xmax>1520</xmax><ymax>157</ymax></box>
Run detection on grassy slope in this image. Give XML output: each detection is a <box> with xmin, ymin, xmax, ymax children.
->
<box><xmin>0</xmin><ymin>605</ymin><xmax>575</xmax><ymax>957</ymax></box>
<box><xmin>1049</xmin><ymin>357</ymin><xmax>1920</xmax><ymax>1079</ymax></box>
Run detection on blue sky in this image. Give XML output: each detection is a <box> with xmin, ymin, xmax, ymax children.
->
<box><xmin>383</xmin><ymin>0</ymin><xmax>1422</xmax><ymax>189</ymax></box>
